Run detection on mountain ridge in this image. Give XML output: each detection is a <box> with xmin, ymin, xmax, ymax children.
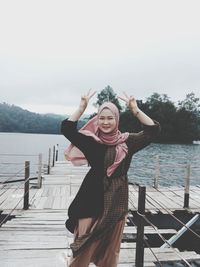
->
<box><xmin>0</xmin><ymin>102</ymin><xmax>88</xmax><ymax>134</ymax></box>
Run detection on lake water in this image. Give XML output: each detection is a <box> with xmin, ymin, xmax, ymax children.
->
<box><xmin>0</xmin><ymin>132</ymin><xmax>200</xmax><ymax>187</ymax></box>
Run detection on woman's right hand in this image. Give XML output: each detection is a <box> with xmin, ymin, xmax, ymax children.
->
<box><xmin>79</xmin><ymin>89</ymin><xmax>96</xmax><ymax>113</ymax></box>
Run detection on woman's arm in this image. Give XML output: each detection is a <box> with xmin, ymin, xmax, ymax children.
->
<box><xmin>131</xmin><ymin>107</ymin><xmax>155</xmax><ymax>125</ymax></box>
<box><xmin>68</xmin><ymin>89</ymin><xmax>96</xmax><ymax>121</ymax></box>
<box><xmin>118</xmin><ymin>92</ymin><xmax>154</xmax><ymax>125</ymax></box>
<box><xmin>61</xmin><ymin>89</ymin><xmax>99</xmax><ymax>165</ymax></box>
<box><xmin>118</xmin><ymin>92</ymin><xmax>160</xmax><ymax>154</ymax></box>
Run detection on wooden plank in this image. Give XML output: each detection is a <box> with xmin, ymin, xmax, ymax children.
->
<box><xmin>124</xmin><ymin>226</ymin><xmax>177</xmax><ymax>235</ymax></box>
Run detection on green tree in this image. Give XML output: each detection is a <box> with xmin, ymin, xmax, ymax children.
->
<box><xmin>94</xmin><ymin>85</ymin><xmax>122</xmax><ymax>111</ymax></box>
<box><xmin>145</xmin><ymin>93</ymin><xmax>177</xmax><ymax>142</ymax></box>
<box><xmin>174</xmin><ymin>92</ymin><xmax>200</xmax><ymax>143</ymax></box>
<box><xmin>119</xmin><ymin>110</ymin><xmax>141</xmax><ymax>133</ymax></box>
<box><xmin>119</xmin><ymin>99</ymin><xmax>146</xmax><ymax>133</ymax></box>
<box><xmin>174</xmin><ymin>109</ymin><xmax>199</xmax><ymax>143</ymax></box>
<box><xmin>178</xmin><ymin>92</ymin><xmax>200</xmax><ymax>115</ymax></box>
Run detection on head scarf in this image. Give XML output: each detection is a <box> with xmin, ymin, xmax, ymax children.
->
<box><xmin>65</xmin><ymin>102</ymin><xmax>129</xmax><ymax>177</ymax></box>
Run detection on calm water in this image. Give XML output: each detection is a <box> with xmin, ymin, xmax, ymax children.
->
<box><xmin>0</xmin><ymin>132</ymin><xmax>68</xmax><ymax>182</ymax></box>
<box><xmin>0</xmin><ymin>132</ymin><xmax>200</xmax><ymax>187</ymax></box>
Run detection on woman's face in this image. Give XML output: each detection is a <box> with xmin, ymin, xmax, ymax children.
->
<box><xmin>98</xmin><ymin>108</ymin><xmax>117</xmax><ymax>134</ymax></box>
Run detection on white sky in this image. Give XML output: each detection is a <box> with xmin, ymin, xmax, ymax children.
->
<box><xmin>0</xmin><ymin>0</ymin><xmax>200</xmax><ymax>115</ymax></box>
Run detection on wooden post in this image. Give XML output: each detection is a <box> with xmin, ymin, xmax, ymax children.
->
<box><xmin>23</xmin><ymin>161</ymin><xmax>30</xmax><ymax>210</ymax></box>
<box><xmin>37</xmin><ymin>153</ymin><xmax>42</xmax><ymax>188</ymax></box>
<box><xmin>154</xmin><ymin>155</ymin><xmax>160</xmax><ymax>189</ymax></box>
<box><xmin>184</xmin><ymin>163</ymin><xmax>190</xmax><ymax>208</ymax></box>
<box><xmin>56</xmin><ymin>144</ymin><xmax>59</xmax><ymax>161</ymax></box>
<box><xmin>136</xmin><ymin>186</ymin><xmax>146</xmax><ymax>267</ymax></box>
<box><xmin>48</xmin><ymin>148</ymin><xmax>51</xmax><ymax>174</ymax></box>
<box><xmin>52</xmin><ymin>145</ymin><xmax>55</xmax><ymax>167</ymax></box>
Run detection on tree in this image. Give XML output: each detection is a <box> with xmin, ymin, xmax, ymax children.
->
<box><xmin>174</xmin><ymin>109</ymin><xmax>199</xmax><ymax>143</ymax></box>
<box><xmin>119</xmin><ymin>110</ymin><xmax>141</xmax><ymax>133</ymax></box>
<box><xmin>178</xmin><ymin>92</ymin><xmax>200</xmax><ymax>115</ymax></box>
<box><xmin>175</xmin><ymin>92</ymin><xmax>200</xmax><ymax>143</ymax></box>
<box><xmin>94</xmin><ymin>85</ymin><xmax>122</xmax><ymax>111</ymax></box>
<box><xmin>145</xmin><ymin>93</ymin><xmax>177</xmax><ymax>142</ymax></box>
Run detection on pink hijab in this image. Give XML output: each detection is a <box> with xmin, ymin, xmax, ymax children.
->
<box><xmin>65</xmin><ymin>102</ymin><xmax>129</xmax><ymax>177</ymax></box>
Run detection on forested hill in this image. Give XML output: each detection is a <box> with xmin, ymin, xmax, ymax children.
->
<box><xmin>0</xmin><ymin>103</ymin><xmax>66</xmax><ymax>134</ymax></box>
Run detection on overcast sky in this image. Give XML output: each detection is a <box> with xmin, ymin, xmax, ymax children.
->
<box><xmin>0</xmin><ymin>0</ymin><xmax>200</xmax><ymax>115</ymax></box>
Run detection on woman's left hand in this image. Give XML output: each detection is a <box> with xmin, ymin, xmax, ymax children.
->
<box><xmin>118</xmin><ymin>92</ymin><xmax>139</xmax><ymax>112</ymax></box>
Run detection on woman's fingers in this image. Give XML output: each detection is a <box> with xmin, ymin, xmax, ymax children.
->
<box><xmin>130</xmin><ymin>96</ymin><xmax>135</xmax><ymax>101</ymax></box>
<box><xmin>81</xmin><ymin>90</ymin><xmax>96</xmax><ymax>103</ymax></box>
<box><xmin>118</xmin><ymin>93</ymin><xmax>133</xmax><ymax>102</ymax></box>
<box><xmin>86</xmin><ymin>89</ymin><xmax>96</xmax><ymax>99</ymax></box>
<box><xmin>89</xmin><ymin>90</ymin><xmax>96</xmax><ymax>99</ymax></box>
<box><xmin>87</xmin><ymin>88</ymin><xmax>92</xmax><ymax>96</ymax></box>
<box><xmin>118</xmin><ymin>95</ymin><xmax>127</xmax><ymax>102</ymax></box>
<box><xmin>118</xmin><ymin>93</ymin><xmax>137</xmax><ymax>109</ymax></box>
<box><xmin>123</xmin><ymin>91</ymin><xmax>129</xmax><ymax>99</ymax></box>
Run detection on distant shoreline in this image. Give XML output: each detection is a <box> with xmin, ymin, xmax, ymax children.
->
<box><xmin>0</xmin><ymin>131</ymin><xmax>199</xmax><ymax>145</ymax></box>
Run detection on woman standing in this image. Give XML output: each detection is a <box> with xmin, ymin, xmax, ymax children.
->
<box><xmin>61</xmin><ymin>90</ymin><xmax>160</xmax><ymax>267</ymax></box>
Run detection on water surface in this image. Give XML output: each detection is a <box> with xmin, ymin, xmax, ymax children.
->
<box><xmin>0</xmin><ymin>132</ymin><xmax>199</xmax><ymax>186</ymax></box>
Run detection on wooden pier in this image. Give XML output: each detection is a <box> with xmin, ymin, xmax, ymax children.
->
<box><xmin>0</xmin><ymin>161</ymin><xmax>200</xmax><ymax>266</ymax></box>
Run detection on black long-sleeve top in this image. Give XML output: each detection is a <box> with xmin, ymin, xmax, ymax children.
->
<box><xmin>61</xmin><ymin>119</ymin><xmax>161</xmax><ymax>233</ymax></box>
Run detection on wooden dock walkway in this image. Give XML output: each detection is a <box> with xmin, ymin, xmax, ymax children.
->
<box><xmin>0</xmin><ymin>161</ymin><xmax>200</xmax><ymax>266</ymax></box>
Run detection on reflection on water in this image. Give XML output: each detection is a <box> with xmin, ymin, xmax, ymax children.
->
<box><xmin>0</xmin><ymin>133</ymin><xmax>200</xmax><ymax>187</ymax></box>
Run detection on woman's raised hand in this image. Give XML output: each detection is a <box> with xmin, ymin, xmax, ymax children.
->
<box><xmin>79</xmin><ymin>89</ymin><xmax>96</xmax><ymax>113</ymax></box>
<box><xmin>118</xmin><ymin>92</ymin><xmax>139</xmax><ymax>113</ymax></box>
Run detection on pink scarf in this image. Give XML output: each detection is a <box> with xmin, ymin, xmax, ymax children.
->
<box><xmin>65</xmin><ymin>102</ymin><xmax>129</xmax><ymax>177</ymax></box>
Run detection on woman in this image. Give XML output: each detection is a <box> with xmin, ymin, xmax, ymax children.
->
<box><xmin>61</xmin><ymin>89</ymin><xmax>160</xmax><ymax>267</ymax></box>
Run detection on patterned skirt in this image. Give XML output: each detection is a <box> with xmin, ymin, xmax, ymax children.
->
<box><xmin>68</xmin><ymin>216</ymin><xmax>127</xmax><ymax>267</ymax></box>
<box><xmin>67</xmin><ymin>174</ymin><xmax>129</xmax><ymax>266</ymax></box>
